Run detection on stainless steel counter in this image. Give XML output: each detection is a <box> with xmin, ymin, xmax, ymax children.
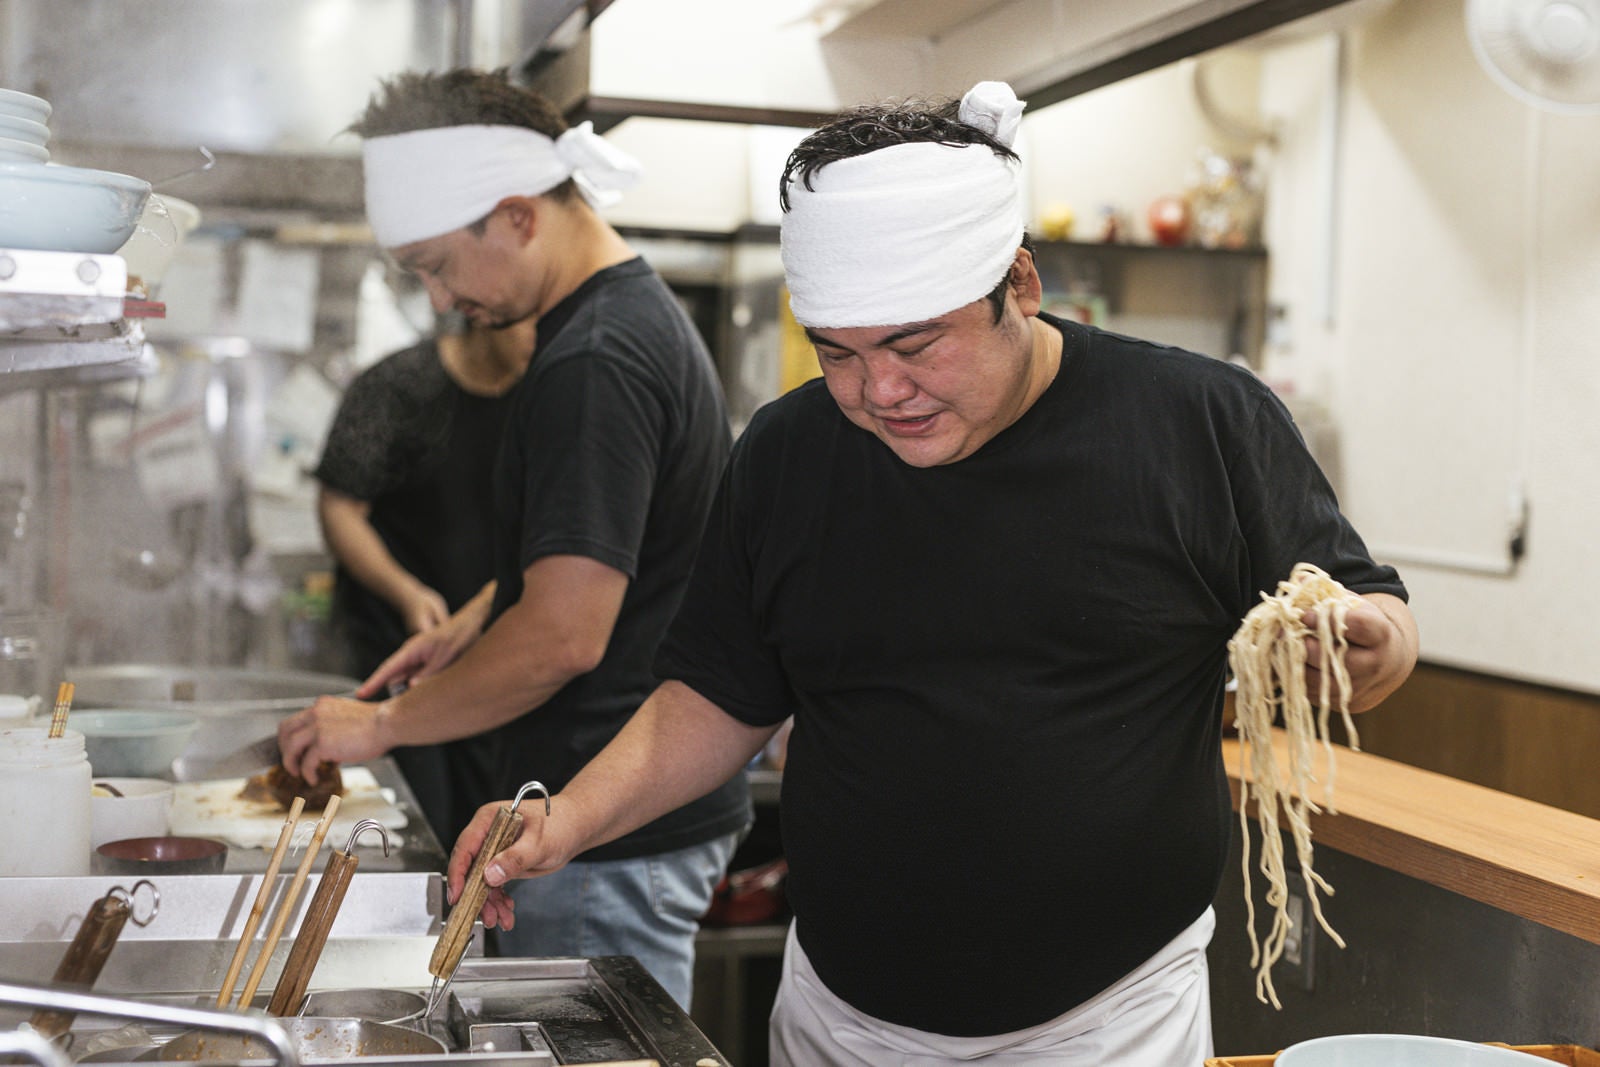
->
<box><xmin>0</xmin><ymin>956</ymin><xmax>730</xmax><ymax>1066</ymax></box>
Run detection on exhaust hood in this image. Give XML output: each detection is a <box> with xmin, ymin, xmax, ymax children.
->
<box><xmin>0</xmin><ymin>0</ymin><xmax>585</xmax><ymax>212</ymax></box>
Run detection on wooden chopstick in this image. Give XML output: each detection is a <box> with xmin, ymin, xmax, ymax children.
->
<box><xmin>216</xmin><ymin>796</ymin><xmax>306</xmax><ymax>1008</ymax></box>
<box><xmin>46</xmin><ymin>681</ymin><xmax>73</xmax><ymax>739</ymax></box>
<box><xmin>235</xmin><ymin>794</ymin><xmax>341</xmax><ymax>1010</ymax></box>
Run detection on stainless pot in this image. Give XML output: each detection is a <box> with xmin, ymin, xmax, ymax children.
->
<box><xmin>146</xmin><ymin>1018</ymin><xmax>445</xmax><ymax>1062</ymax></box>
<box><xmin>298</xmin><ymin>989</ymin><xmax>426</xmax><ymax>1028</ymax></box>
<box><xmin>66</xmin><ymin>664</ymin><xmax>359</xmax><ymax>781</ymax></box>
<box><xmin>67</xmin><ymin>664</ymin><xmax>360</xmax><ymax>715</ymax></box>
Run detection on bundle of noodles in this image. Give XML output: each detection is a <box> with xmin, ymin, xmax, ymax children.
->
<box><xmin>1227</xmin><ymin>562</ymin><xmax>1363</xmax><ymax>1009</ymax></box>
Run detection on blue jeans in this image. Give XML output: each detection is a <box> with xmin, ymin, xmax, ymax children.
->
<box><xmin>492</xmin><ymin>830</ymin><xmax>743</xmax><ymax>1010</ymax></box>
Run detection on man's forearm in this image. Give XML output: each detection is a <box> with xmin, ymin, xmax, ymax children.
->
<box><xmin>558</xmin><ymin>681</ymin><xmax>774</xmax><ymax>853</ymax></box>
<box><xmin>376</xmin><ymin>555</ymin><xmax>628</xmax><ymax>748</ymax></box>
<box><xmin>377</xmin><ymin>606</ymin><xmax>580</xmax><ymax>746</ymax></box>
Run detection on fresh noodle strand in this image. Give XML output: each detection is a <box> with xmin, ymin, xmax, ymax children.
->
<box><xmin>1228</xmin><ymin>562</ymin><xmax>1362</xmax><ymax>1009</ymax></box>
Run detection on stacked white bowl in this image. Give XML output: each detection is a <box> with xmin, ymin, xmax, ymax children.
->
<box><xmin>0</xmin><ymin>87</ymin><xmax>151</xmax><ymax>255</ymax></box>
<box><xmin>0</xmin><ymin>88</ymin><xmax>51</xmax><ymax>164</ymax></box>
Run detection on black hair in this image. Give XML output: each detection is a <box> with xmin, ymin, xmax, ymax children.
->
<box><xmin>779</xmin><ymin>98</ymin><xmax>1018</xmax><ymax>211</ymax></box>
<box><xmin>782</xmin><ymin>97</ymin><xmax>1033</xmax><ymax>324</ymax></box>
<box><xmin>349</xmin><ymin>68</ymin><xmax>579</xmax><ymax>203</ymax></box>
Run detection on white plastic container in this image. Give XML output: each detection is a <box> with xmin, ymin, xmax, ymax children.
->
<box><xmin>0</xmin><ymin>726</ymin><xmax>92</xmax><ymax>875</ymax></box>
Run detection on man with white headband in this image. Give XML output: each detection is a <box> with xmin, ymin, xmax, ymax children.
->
<box><xmin>278</xmin><ymin>69</ymin><xmax>750</xmax><ymax>1009</ymax></box>
<box><xmin>448</xmin><ymin>82</ymin><xmax>1419</xmax><ymax>1064</ymax></box>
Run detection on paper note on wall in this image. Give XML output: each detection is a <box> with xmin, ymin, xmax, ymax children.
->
<box><xmin>236</xmin><ymin>242</ymin><xmax>321</xmax><ymax>353</ymax></box>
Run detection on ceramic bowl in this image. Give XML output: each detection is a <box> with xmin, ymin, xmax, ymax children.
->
<box><xmin>116</xmin><ymin>194</ymin><xmax>202</xmax><ymax>293</ymax></box>
<box><xmin>74</xmin><ymin>709</ymin><xmax>199</xmax><ymax>777</ymax></box>
<box><xmin>0</xmin><ymin>88</ymin><xmax>51</xmax><ymax>124</ymax></box>
<box><xmin>90</xmin><ymin>777</ymin><xmax>175</xmax><ymax>849</ymax></box>
<box><xmin>0</xmin><ymin>693</ymin><xmax>33</xmax><ymax>727</ymax></box>
<box><xmin>1277</xmin><ymin>1034</ymin><xmax>1539</xmax><ymax>1066</ymax></box>
<box><xmin>94</xmin><ymin>835</ymin><xmax>226</xmax><ymax>876</ymax></box>
<box><xmin>0</xmin><ymin>113</ymin><xmax>48</xmax><ymax>146</ymax></box>
<box><xmin>0</xmin><ymin>136</ymin><xmax>47</xmax><ymax>164</ymax></box>
<box><xmin>0</xmin><ymin>161</ymin><xmax>151</xmax><ymax>254</ymax></box>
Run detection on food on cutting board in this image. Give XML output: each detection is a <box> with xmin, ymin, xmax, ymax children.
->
<box><xmin>240</xmin><ymin>763</ymin><xmax>345</xmax><ymax>812</ymax></box>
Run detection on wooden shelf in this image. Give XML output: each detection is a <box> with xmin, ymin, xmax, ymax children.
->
<box><xmin>1225</xmin><ymin>730</ymin><xmax>1600</xmax><ymax>946</ymax></box>
<box><xmin>1035</xmin><ymin>238</ymin><xmax>1267</xmax><ymax>260</ymax></box>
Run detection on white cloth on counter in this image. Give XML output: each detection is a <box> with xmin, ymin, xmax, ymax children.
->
<box><xmin>362</xmin><ymin>122</ymin><xmax>642</xmax><ymax>247</ymax></box>
<box><xmin>769</xmin><ymin>907</ymin><xmax>1215</xmax><ymax>1066</ymax></box>
<box><xmin>168</xmin><ymin>766</ymin><xmax>407</xmax><ymax>850</ymax></box>
<box><xmin>778</xmin><ymin>81</ymin><xmax>1027</xmax><ymax>329</ymax></box>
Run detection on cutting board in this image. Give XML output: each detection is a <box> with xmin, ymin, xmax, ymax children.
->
<box><xmin>169</xmin><ymin>767</ymin><xmax>407</xmax><ymax>850</ymax></box>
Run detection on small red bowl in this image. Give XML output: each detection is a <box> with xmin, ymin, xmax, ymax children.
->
<box><xmin>95</xmin><ymin>835</ymin><xmax>227</xmax><ymax>875</ymax></box>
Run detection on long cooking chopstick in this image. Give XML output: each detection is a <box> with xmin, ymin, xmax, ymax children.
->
<box><xmin>216</xmin><ymin>796</ymin><xmax>306</xmax><ymax>1008</ymax></box>
<box><xmin>47</xmin><ymin>681</ymin><xmax>74</xmax><ymax>739</ymax></box>
<box><xmin>234</xmin><ymin>794</ymin><xmax>341</xmax><ymax>1011</ymax></box>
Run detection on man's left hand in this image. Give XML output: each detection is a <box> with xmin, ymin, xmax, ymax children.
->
<box><xmin>1303</xmin><ymin>591</ymin><xmax>1419</xmax><ymax>714</ymax></box>
<box><xmin>278</xmin><ymin>695</ymin><xmax>394</xmax><ymax>781</ymax></box>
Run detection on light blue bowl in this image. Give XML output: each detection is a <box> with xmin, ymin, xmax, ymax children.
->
<box><xmin>74</xmin><ymin>710</ymin><xmax>199</xmax><ymax>778</ymax></box>
<box><xmin>0</xmin><ymin>113</ymin><xmax>48</xmax><ymax>147</ymax></box>
<box><xmin>0</xmin><ymin>88</ymin><xmax>50</xmax><ymax>124</ymax></box>
<box><xmin>1277</xmin><ymin>1034</ymin><xmax>1538</xmax><ymax>1066</ymax></box>
<box><xmin>0</xmin><ymin>136</ymin><xmax>48</xmax><ymax>164</ymax></box>
<box><xmin>0</xmin><ymin>161</ymin><xmax>151</xmax><ymax>253</ymax></box>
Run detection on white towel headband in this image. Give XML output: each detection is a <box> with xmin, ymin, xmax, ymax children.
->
<box><xmin>362</xmin><ymin>121</ymin><xmax>642</xmax><ymax>248</ymax></box>
<box><xmin>780</xmin><ymin>81</ymin><xmax>1027</xmax><ymax>329</ymax></box>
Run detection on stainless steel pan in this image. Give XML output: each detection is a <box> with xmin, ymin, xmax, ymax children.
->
<box><xmin>146</xmin><ymin>1018</ymin><xmax>444</xmax><ymax>1062</ymax></box>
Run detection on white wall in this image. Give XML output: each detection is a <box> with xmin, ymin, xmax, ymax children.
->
<box><xmin>1259</xmin><ymin>0</ymin><xmax>1600</xmax><ymax>692</ymax></box>
<box><xmin>1021</xmin><ymin>51</ymin><xmax>1264</xmax><ymax>242</ymax></box>
<box><xmin>590</xmin><ymin>0</ymin><xmax>932</xmax><ymax>110</ymax></box>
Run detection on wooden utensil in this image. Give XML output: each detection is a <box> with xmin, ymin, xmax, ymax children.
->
<box><xmin>46</xmin><ymin>681</ymin><xmax>73</xmax><ymax>738</ymax></box>
<box><xmin>235</xmin><ymin>793</ymin><xmax>340</xmax><ymax>1010</ymax></box>
<box><xmin>266</xmin><ymin>818</ymin><xmax>390</xmax><ymax>1017</ymax></box>
<box><xmin>30</xmin><ymin>879</ymin><xmax>159</xmax><ymax>1037</ymax></box>
<box><xmin>425</xmin><ymin>781</ymin><xmax>549</xmax><ymax>1015</ymax></box>
<box><xmin>216</xmin><ymin>796</ymin><xmax>305</xmax><ymax>1007</ymax></box>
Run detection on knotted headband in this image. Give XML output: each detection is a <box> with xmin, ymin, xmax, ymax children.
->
<box><xmin>780</xmin><ymin>81</ymin><xmax>1028</xmax><ymax>329</ymax></box>
<box><xmin>362</xmin><ymin>121</ymin><xmax>642</xmax><ymax>248</ymax></box>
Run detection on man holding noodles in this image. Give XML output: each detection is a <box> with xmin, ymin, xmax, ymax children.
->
<box><xmin>448</xmin><ymin>81</ymin><xmax>1420</xmax><ymax>1064</ymax></box>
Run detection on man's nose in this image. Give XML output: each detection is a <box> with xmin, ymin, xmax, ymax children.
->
<box><xmin>862</xmin><ymin>356</ymin><xmax>915</xmax><ymax>407</ymax></box>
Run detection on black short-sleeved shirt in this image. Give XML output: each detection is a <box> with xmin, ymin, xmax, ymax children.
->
<box><xmin>487</xmin><ymin>258</ymin><xmax>751</xmax><ymax>860</ymax></box>
<box><xmin>314</xmin><ymin>340</ymin><xmax>513</xmax><ymax>845</ymax></box>
<box><xmin>315</xmin><ymin>340</ymin><xmax>511</xmax><ymax>677</ymax></box>
<box><xmin>655</xmin><ymin>315</ymin><xmax>1407</xmax><ymax>1036</ymax></box>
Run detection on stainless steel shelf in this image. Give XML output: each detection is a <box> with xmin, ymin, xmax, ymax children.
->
<box><xmin>0</xmin><ymin>248</ymin><xmax>156</xmax><ymax>389</ymax></box>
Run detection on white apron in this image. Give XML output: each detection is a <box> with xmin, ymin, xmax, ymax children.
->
<box><xmin>770</xmin><ymin>907</ymin><xmax>1216</xmax><ymax>1066</ymax></box>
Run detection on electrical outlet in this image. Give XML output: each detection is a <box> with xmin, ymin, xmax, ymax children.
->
<box><xmin>1280</xmin><ymin>871</ymin><xmax>1316</xmax><ymax>993</ymax></box>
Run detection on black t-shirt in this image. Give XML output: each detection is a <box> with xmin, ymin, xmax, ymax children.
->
<box><xmin>655</xmin><ymin>315</ymin><xmax>1407</xmax><ymax>1036</ymax></box>
<box><xmin>487</xmin><ymin>257</ymin><xmax>750</xmax><ymax>861</ymax></box>
<box><xmin>315</xmin><ymin>340</ymin><xmax>511</xmax><ymax>677</ymax></box>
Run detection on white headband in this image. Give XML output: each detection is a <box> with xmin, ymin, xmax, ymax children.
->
<box><xmin>362</xmin><ymin>122</ymin><xmax>642</xmax><ymax>248</ymax></box>
<box><xmin>780</xmin><ymin>82</ymin><xmax>1028</xmax><ymax>329</ymax></box>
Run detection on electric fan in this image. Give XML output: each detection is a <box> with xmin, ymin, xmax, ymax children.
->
<box><xmin>1467</xmin><ymin>0</ymin><xmax>1600</xmax><ymax>113</ymax></box>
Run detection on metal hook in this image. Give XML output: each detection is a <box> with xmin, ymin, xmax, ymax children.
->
<box><xmin>509</xmin><ymin>780</ymin><xmax>550</xmax><ymax>816</ymax></box>
<box><xmin>342</xmin><ymin>818</ymin><xmax>391</xmax><ymax>856</ymax></box>
<box><xmin>151</xmin><ymin>145</ymin><xmax>216</xmax><ymax>190</ymax></box>
<box><xmin>108</xmin><ymin>879</ymin><xmax>160</xmax><ymax>927</ymax></box>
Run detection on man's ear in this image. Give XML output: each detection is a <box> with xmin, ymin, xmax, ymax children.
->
<box><xmin>495</xmin><ymin>196</ymin><xmax>539</xmax><ymax>243</ymax></box>
<box><xmin>1010</xmin><ymin>246</ymin><xmax>1043</xmax><ymax>316</ymax></box>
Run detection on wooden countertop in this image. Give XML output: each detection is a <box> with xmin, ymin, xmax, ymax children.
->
<box><xmin>1224</xmin><ymin>730</ymin><xmax>1600</xmax><ymax>946</ymax></box>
